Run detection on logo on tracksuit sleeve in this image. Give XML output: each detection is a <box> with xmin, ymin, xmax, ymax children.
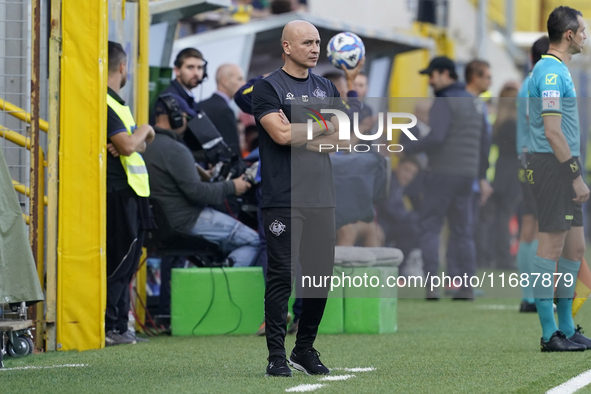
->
<box><xmin>269</xmin><ymin>220</ymin><xmax>286</xmax><ymax>236</ymax></box>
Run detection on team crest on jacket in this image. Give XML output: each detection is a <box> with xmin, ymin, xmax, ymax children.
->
<box><xmin>313</xmin><ymin>87</ymin><xmax>327</xmax><ymax>99</ymax></box>
<box><xmin>269</xmin><ymin>220</ymin><xmax>286</xmax><ymax>236</ymax></box>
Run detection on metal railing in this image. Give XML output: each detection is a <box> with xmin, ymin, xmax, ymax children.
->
<box><xmin>0</xmin><ymin>99</ymin><xmax>48</xmax><ymax>132</ymax></box>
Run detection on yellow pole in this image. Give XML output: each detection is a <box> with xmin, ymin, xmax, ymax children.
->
<box><xmin>134</xmin><ymin>0</ymin><xmax>151</xmax><ymax>332</ymax></box>
<box><xmin>0</xmin><ymin>125</ymin><xmax>31</xmax><ymax>149</ymax></box>
<box><xmin>137</xmin><ymin>0</ymin><xmax>150</xmax><ymax>125</ymax></box>
<box><xmin>0</xmin><ymin>125</ymin><xmax>48</xmax><ymax>167</ymax></box>
<box><xmin>58</xmin><ymin>0</ymin><xmax>108</xmax><ymax>351</ymax></box>
<box><xmin>46</xmin><ymin>0</ymin><xmax>61</xmax><ymax>352</ymax></box>
<box><xmin>12</xmin><ymin>179</ymin><xmax>48</xmax><ymax>205</ymax></box>
<box><xmin>0</xmin><ymin>98</ymin><xmax>49</xmax><ymax>132</ymax></box>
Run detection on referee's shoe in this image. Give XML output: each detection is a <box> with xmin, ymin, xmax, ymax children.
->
<box><xmin>569</xmin><ymin>325</ymin><xmax>591</xmax><ymax>350</ymax></box>
<box><xmin>288</xmin><ymin>348</ymin><xmax>330</xmax><ymax>375</ymax></box>
<box><xmin>541</xmin><ymin>331</ymin><xmax>586</xmax><ymax>352</ymax></box>
<box><xmin>266</xmin><ymin>356</ymin><xmax>292</xmax><ymax>377</ymax></box>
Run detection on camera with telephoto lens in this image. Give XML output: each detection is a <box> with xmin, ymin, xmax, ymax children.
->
<box><xmin>185</xmin><ymin>111</ymin><xmax>247</xmax><ymax>181</ymax></box>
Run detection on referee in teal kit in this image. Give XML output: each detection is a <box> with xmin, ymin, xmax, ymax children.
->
<box><xmin>527</xmin><ymin>6</ymin><xmax>591</xmax><ymax>352</ymax></box>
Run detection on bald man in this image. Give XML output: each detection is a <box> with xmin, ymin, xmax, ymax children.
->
<box><xmin>198</xmin><ymin>64</ymin><xmax>245</xmax><ymax>156</ymax></box>
<box><xmin>252</xmin><ymin>20</ymin><xmax>357</xmax><ymax>377</ymax></box>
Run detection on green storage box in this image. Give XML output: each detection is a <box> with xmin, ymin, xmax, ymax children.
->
<box><xmin>171</xmin><ymin>267</ymin><xmax>265</xmax><ymax>336</ymax></box>
<box><xmin>341</xmin><ymin>266</ymin><xmax>398</xmax><ymax>334</ymax></box>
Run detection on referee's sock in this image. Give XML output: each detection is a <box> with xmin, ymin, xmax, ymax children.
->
<box><xmin>556</xmin><ymin>257</ymin><xmax>581</xmax><ymax>338</ymax></box>
<box><xmin>533</xmin><ymin>256</ymin><xmax>558</xmax><ymax>342</ymax></box>
<box><xmin>517</xmin><ymin>240</ymin><xmax>537</xmax><ymax>303</ymax></box>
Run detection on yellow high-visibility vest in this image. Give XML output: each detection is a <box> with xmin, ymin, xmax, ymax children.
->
<box><xmin>107</xmin><ymin>93</ymin><xmax>150</xmax><ymax>197</ymax></box>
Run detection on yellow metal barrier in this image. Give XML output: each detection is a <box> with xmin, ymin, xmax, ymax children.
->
<box><xmin>0</xmin><ymin>125</ymin><xmax>49</xmax><ymax>168</ymax></box>
<box><xmin>12</xmin><ymin>179</ymin><xmax>48</xmax><ymax>206</ymax></box>
<box><xmin>0</xmin><ymin>98</ymin><xmax>49</xmax><ymax>132</ymax></box>
<box><xmin>0</xmin><ymin>124</ymin><xmax>30</xmax><ymax>149</ymax></box>
<box><xmin>134</xmin><ymin>0</ymin><xmax>150</xmax><ymax>333</ymax></box>
<box><xmin>137</xmin><ymin>0</ymin><xmax>149</xmax><ymax>125</ymax></box>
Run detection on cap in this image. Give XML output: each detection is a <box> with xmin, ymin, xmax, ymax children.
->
<box><xmin>154</xmin><ymin>93</ymin><xmax>197</xmax><ymax>119</ymax></box>
<box><xmin>419</xmin><ymin>56</ymin><xmax>456</xmax><ymax>75</ymax></box>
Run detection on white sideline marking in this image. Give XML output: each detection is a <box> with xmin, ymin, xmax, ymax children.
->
<box><xmin>285</xmin><ymin>384</ymin><xmax>325</xmax><ymax>392</ymax></box>
<box><xmin>285</xmin><ymin>367</ymin><xmax>372</xmax><ymax>392</ymax></box>
<box><xmin>332</xmin><ymin>367</ymin><xmax>376</xmax><ymax>372</ymax></box>
<box><xmin>546</xmin><ymin>369</ymin><xmax>591</xmax><ymax>394</ymax></box>
<box><xmin>0</xmin><ymin>363</ymin><xmax>89</xmax><ymax>371</ymax></box>
<box><xmin>319</xmin><ymin>374</ymin><xmax>355</xmax><ymax>381</ymax></box>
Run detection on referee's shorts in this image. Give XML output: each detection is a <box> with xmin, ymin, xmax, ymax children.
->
<box><xmin>527</xmin><ymin>153</ymin><xmax>583</xmax><ymax>232</ymax></box>
<box><xmin>518</xmin><ymin>153</ymin><xmax>538</xmax><ymax>218</ymax></box>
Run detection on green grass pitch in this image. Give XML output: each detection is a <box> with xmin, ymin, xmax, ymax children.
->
<box><xmin>3</xmin><ymin>296</ymin><xmax>591</xmax><ymax>393</ymax></box>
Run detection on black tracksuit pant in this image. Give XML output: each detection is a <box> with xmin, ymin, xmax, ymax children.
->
<box><xmin>106</xmin><ymin>188</ymin><xmax>146</xmax><ymax>334</ymax></box>
<box><xmin>263</xmin><ymin>207</ymin><xmax>335</xmax><ymax>357</ymax></box>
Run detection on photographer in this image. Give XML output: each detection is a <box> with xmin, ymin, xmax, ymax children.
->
<box><xmin>140</xmin><ymin>93</ymin><xmax>260</xmax><ymax>267</ymax></box>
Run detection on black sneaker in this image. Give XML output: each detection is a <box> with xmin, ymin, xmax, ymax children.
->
<box><xmin>569</xmin><ymin>325</ymin><xmax>591</xmax><ymax>350</ymax></box>
<box><xmin>541</xmin><ymin>330</ymin><xmax>586</xmax><ymax>352</ymax></box>
<box><xmin>266</xmin><ymin>355</ymin><xmax>292</xmax><ymax>377</ymax></box>
<box><xmin>289</xmin><ymin>348</ymin><xmax>330</xmax><ymax>375</ymax></box>
<box><xmin>519</xmin><ymin>301</ymin><xmax>537</xmax><ymax>313</ymax></box>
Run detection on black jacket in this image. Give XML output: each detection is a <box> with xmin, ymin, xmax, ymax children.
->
<box><xmin>142</xmin><ymin>126</ymin><xmax>236</xmax><ymax>233</ymax></box>
<box><xmin>199</xmin><ymin>93</ymin><xmax>240</xmax><ymax>156</ymax></box>
<box><xmin>404</xmin><ymin>82</ymin><xmax>490</xmax><ymax>179</ymax></box>
<box><xmin>160</xmin><ymin>79</ymin><xmax>199</xmax><ymax>112</ymax></box>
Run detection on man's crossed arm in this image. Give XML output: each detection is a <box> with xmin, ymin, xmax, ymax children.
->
<box><xmin>260</xmin><ymin>109</ymin><xmax>350</xmax><ymax>153</ymax></box>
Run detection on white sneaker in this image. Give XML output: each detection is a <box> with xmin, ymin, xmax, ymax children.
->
<box><xmin>105</xmin><ymin>330</ymin><xmax>136</xmax><ymax>346</ymax></box>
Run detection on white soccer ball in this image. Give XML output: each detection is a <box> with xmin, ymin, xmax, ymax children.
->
<box><xmin>327</xmin><ymin>32</ymin><xmax>365</xmax><ymax>70</ymax></box>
